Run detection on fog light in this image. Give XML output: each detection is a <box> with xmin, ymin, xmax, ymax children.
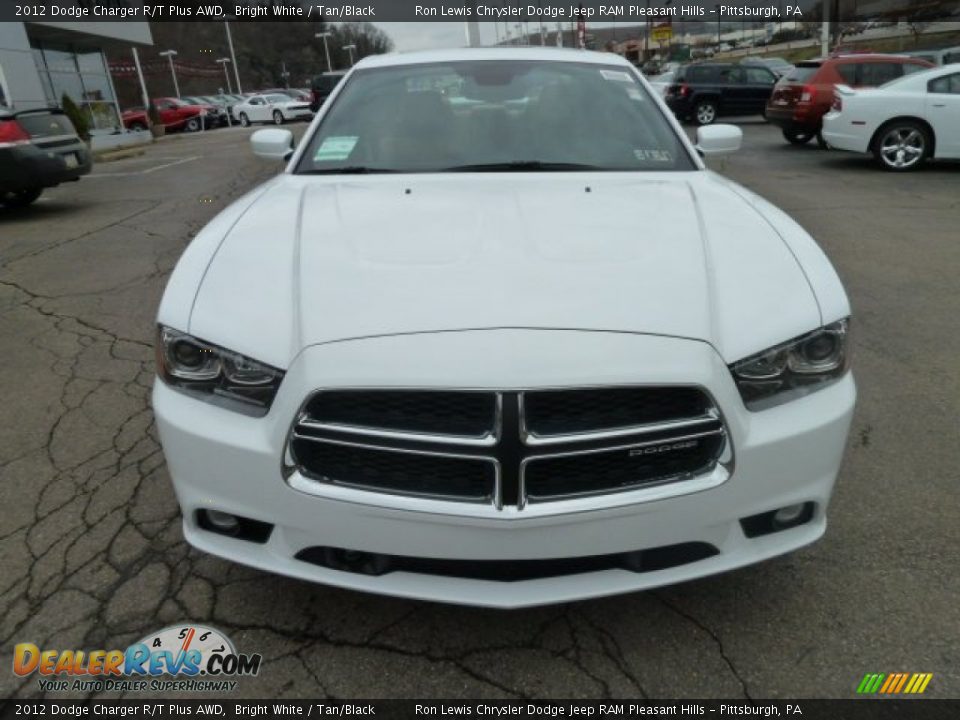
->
<box><xmin>206</xmin><ymin>510</ymin><xmax>240</xmax><ymax>533</ymax></box>
<box><xmin>740</xmin><ymin>502</ymin><xmax>815</xmax><ymax>538</ymax></box>
<box><xmin>773</xmin><ymin>503</ymin><xmax>807</xmax><ymax>528</ymax></box>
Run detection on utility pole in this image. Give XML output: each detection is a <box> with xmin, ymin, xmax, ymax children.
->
<box><xmin>224</xmin><ymin>21</ymin><xmax>242</xmax><ymax>94</ymax></box>
<box><xmin>343</xmin><ymin>44</ymin><xmax>356</xmax><ymax>66</ymax></box>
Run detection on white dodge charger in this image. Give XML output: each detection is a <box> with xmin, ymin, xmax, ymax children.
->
<box><xmin>822</xmin><ymin>65</ymin><xmax>960</xmax><ymax>171</ymax></box>
<box><xmin>234</xmin><ymin>92</ymin><xmax>313</xmax><ymax>126</ymax></box>
<box><xmin>154</xmin><ymin>49</ymin><xmax>855</xmax><ymax>607</ymax></box>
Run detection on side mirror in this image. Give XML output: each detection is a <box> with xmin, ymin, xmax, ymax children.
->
<box><xmin>695</xmin><ymin>124</ymin><xmax>742</xmax><ymax>156</ymax></box>
<box><xmin>251</xmin><ymin>128</ymin><xmax>294</xmax><ymax>161</ymax></box>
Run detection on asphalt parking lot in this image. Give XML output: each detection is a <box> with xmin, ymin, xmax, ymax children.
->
<box><xmin>1</xmin><ymin>123</ymin><xmax>958</xmax><ymax>700</ymax></box>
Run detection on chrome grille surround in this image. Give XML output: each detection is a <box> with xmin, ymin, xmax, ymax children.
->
<box><xmin>286</xmin><ymin>387</ymin><xmax>731</xmax><ymax>510</ymax></box>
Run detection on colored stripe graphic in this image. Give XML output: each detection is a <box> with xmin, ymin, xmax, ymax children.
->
<box><xmin>893</xmin><ymin>673</ymin><xmax>909</xmax><ymax>693</ymax></box>
<box><xmin>857</xmin><ymin>672</ymin><xmax>932</xmax><ymax>694</ymax></box>
<box><xmin>881</xmin><ymin>674</ymin><xmax>899</xmax><ymax>693</ymax></box>
<box><xmin>857</xmin><ymin>673</ymin><xmax>884</xmax><ymax>694</ymax></box>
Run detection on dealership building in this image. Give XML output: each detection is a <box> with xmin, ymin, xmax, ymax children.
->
<box><xmin>0</xmin><ymin>21</ymin><xmax>152</xmax><ymax>150</ymax></box>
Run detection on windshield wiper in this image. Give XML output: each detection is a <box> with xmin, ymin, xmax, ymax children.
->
<box><xmin>301</xmin><ymin>166</ymin><xmax>399</xmax><ymax>175</ymax></box>
<box><xmin>441</xmin><ymin>161</ymin><xmax>606</xmax><ymax>172</ymax></box>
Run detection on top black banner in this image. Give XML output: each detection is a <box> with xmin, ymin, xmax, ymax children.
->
<box><xmin>6</xmin><ymin>0</ymin><xmax>960</xmax><ymax>23</ymax></box>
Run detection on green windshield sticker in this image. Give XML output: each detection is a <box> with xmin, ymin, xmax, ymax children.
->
<box><xmin>314</xmin><ymin>136</ymin><xmax>358</xmax><ymax>162</ymax></box>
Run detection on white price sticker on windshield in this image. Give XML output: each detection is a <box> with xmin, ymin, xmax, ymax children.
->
<box><xmin>314</xmin><ymin>136</ymin><xmax>358</xmax><ymax>162</ymax></box>
<box><xmin>634</xmin><ymin>148</ymin><xmax>673</xmax><ymax>163</ymax></box>
<box><xmin>600</xmin><ymin>70</ymin><xmax>633</xmax><ymax>83</ymax></box>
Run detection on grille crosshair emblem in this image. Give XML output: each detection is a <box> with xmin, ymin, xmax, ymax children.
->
<box><xmin>289</xmin><ymin>388</ymin><xmax>728</xmax><ymax>509</ymax></box>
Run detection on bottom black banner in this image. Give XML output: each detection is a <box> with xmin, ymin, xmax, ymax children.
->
<box><xmin>0</xmin><ymin>700</ymin><xmax>957</xmax><ymax>720</ymax></box>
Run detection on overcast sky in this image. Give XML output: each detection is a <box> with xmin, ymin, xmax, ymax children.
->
<box><xmin>372</xmin><ymin>21</ymin><xmax>628</xmax><ymax>52</ymax></box>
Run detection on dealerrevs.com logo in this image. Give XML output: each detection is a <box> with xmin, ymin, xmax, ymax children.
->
<box><xmin>13</xmin><ymin>625</ymin><xmax>262</xmax><ymax>693</ymax></box>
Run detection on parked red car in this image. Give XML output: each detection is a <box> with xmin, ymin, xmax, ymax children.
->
<box><xmin>121</xmin><ymin>97</ymin><xmax>220</xmax><ymax>133</ymax></box>
<box><xmin>765</xmin><ymin>54</ymin><xmax>934</xmax><ymax>145</ymax></box>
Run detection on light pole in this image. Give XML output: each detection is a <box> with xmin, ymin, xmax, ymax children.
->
<box><xmin>131</xmin><ymin>47</ymin><xmax>150</xmax><ymax>113</ymax></box>
<box><xmin>316</xmin><ymin>31</ymin><xmax>333</xmax><ymax>72</ymax></box>
<box><xmin>224</xmin><ymin>21</ymin><xmax>242</xmax><ymax>94</ymax></box>
<box><xmin>215</xmin><ymin>58</ymin><xmax>234</xmax><ymax>126</ymax></box>
<box><xmin>342</xmin><ymin>43</ymin><xmax>356</xmax><ymax>67</ymax></box>
<box><xmin>714</xmin><ymin>5</ymin><xmax>721</xmax><ymax>49</ymax></box>
<box><xmin>159</xmin><ymin>50</ymin><xmax>179</xmax><ymax>98</ymax></box>
<box><xmin>216</xmin><ymin>58</ymin><xmax>232</xmax><ymax>94</ymax></box>
<box><xmin>664</xmin><ymin>0</ymin><xmax>673</xmax><ymax>59</ymax></box>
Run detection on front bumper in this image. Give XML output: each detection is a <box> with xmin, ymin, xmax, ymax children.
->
<box><xmin>154</xmin><ymin>330</ymin><xmax>855</xmax><ymax>607</ymax></box>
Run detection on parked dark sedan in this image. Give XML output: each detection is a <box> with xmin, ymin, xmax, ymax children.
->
<box><xmin>664</xmin><ymin>62</ymin><xmax>777</xmax><ymax>125</ymax></box>
<box><xmin>0</xmin><ymin>106</ymin><xmax>92</xmax><ymax>208</ymax></box>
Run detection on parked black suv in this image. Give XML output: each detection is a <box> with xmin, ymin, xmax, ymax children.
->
<box><xmin>665</xmin><ymin>63</ymin><xmax>777</xmax><ymax>125</ymax></box>
<box><xmin>309</xmin><ymin>71</ymin><xmax>347</xmax><ymax>113</ymax></box>
<box><xmin>0</xmin><ymin>107</ymin><xmax>92</xmax><ymax>208</ymax></box>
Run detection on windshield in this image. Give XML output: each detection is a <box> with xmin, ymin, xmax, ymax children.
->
<box><xmin>296</xmin><ymin>60</ymin><xmax>695</xmax><ymax>174</ymax></box>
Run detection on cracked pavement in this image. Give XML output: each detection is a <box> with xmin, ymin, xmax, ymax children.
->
<box><xmin>1</xmin><ymin>124</ymin><xmax>958</xmax><ymax>700</ymax></box>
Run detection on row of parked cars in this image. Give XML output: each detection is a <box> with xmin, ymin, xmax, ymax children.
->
<box><xmin>651</xmin><ymin>49</ymin><xmax>960</xmax><ymax>170</ymax></box>
<box><xmin>120</xmin><ymin>72</ymin><xmax>348</xmax><ymax>134</ymax></box>
<box><xmin>121</xmin><ymin>90</ymin><xmax>310</xmax><ymax>133</ymax></box>
<box><xmin>0</xmin><ymin>71</ymin><xmax>348</xmax><ymax>209</ymax></box>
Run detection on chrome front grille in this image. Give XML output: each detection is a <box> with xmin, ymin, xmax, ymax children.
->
<box><xmin>288</xmin><ymin>387</ymin><xmax>728</xmax><ymax>509</ymax></box>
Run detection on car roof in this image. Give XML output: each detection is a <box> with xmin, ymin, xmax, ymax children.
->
<box><xmin>354</xmin><ymin>47</ymin><xmax>634</xmax><ymax>70</ymax></box>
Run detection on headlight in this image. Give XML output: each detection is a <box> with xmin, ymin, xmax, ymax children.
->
<box><xmin>730</xmin><ymin>319</ymin><xmax>850</xmax><ymax>411</ymax></box>
<box><xmin>156</xmin><ymin>326</ymin><xmax>284</xmax><ymax>416</ymax></box>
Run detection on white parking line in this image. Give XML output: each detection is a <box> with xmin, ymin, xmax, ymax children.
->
<box><xmin>90</xmin><ymin>155</ymin><xmax>202</xmax><ymax>178</ymax></box>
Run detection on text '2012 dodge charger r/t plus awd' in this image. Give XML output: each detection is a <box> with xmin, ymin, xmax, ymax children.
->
<box><xmin>153</xmin><ymin>49</ymin><xmax>855</xmax><ymax>608</ymax></box>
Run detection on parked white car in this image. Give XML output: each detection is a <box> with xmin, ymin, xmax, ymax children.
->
<box><xmin>901</xmin><ymin>46</ymin><xmax>960</xmax><ymax>66</ymax></box>
<box><xmin>154</xmin><ymin>49</ymin><xmax>855</xmax><ymax>608</ymax></box>
<box><xmin>234</xmin><ymin>93</ymin><xmax>313</xmax><ymax>126</ymax></box>
<box><xmin>822</xmin><ymin>65</ymin><xmax>960</xmax><ymax>171</ymax></box>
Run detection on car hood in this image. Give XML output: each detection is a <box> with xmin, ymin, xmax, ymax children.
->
<box><xmin>187</xmin><ymin>173</ymin><xmax>822</xmax><ymax>367</ymax></box>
